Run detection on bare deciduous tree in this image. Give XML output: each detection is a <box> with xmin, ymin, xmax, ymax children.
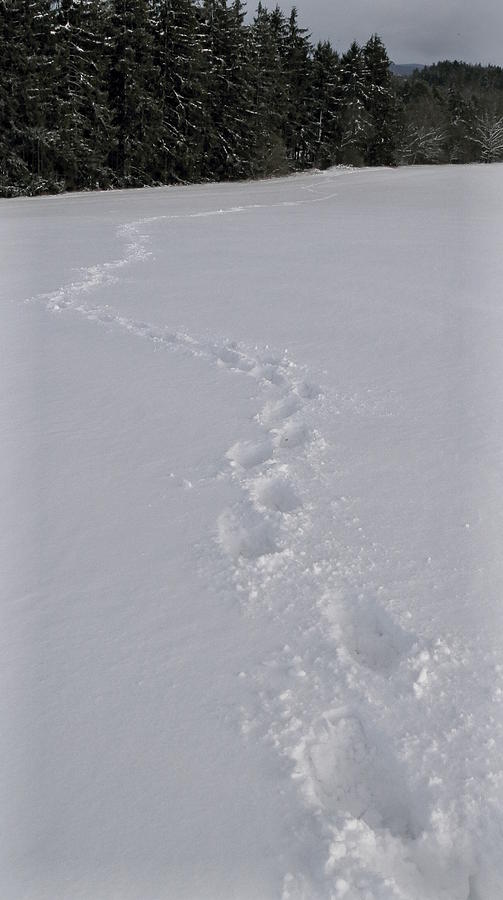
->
<box><xmin>470</xmin><ymin>112</ymin><xmax>503</xmax><ymax>162</ymax></box>
<box><xmin>400</xmin><ymin>124</ymin><xmax>445</xmax><ymax>164</ymax></box>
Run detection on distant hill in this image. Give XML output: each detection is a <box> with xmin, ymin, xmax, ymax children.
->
<box><xmin>411</xmin><ymin>59</ymin><xmax>503</xmax><ymax>91</ymax></box>
<box><xmin>390</xmin><ymin>63</ymin><xmax>425</xmax><ymax>77</ymax></box>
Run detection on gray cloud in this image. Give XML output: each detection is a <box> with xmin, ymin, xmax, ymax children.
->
<box><xmin>269</xmin><ymin>0</ymin><xmax>503</xmax><ymax>65</ymax></box>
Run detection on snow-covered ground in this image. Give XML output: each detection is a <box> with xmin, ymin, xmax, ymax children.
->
<box><xmin>2</xmin><ymin>165</ymin><xmax>503</xmax><ymax>899</ymax></box>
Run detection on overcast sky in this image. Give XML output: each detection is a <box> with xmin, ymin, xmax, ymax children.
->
<box><xmin>271</xmin><ymin>0</ymin><xmax>503</xmax><ymax>66</ymax></box>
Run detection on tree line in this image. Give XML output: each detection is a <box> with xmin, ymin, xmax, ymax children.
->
<box><xmin>398</xmin><ymin>61</ymin><xmax>503</xmax><ymax>165</ymax></box>
<box><xmin>1</xmin><ymin>0</ymin><xmax>503</xmax><ymax>197</ymax></box>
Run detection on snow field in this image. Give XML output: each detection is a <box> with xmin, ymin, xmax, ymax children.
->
<box><xmin>3</xmin><ymin>165</ymin><xmax>503</xmax><ymax>898</ymax></box>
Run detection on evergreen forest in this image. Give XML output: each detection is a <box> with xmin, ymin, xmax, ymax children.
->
<box><xmin>1</xmin><ymin>0</ymin><xmax>503</xmax><ymax>197</ymax></box>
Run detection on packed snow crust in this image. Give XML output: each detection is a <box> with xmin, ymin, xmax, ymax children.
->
<box><xmin>2</xmin><ymin>165</ymin><xmax>503</xmax><ymax>899</ymax></box>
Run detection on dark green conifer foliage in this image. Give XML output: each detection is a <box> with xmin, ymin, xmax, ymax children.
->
<box><xmin>3</xmin><ymin>1</ymin><xmax>503</xmax><ymax>196</ymax></box>
<box><xmin>445</xmin><ymin>87</ymin><xmax>475</xmax><ymax>162</ymax></box>
<box><xmin>310</xmin><ymin>40</ymin><xmax>341</xmax><ymax>168</ymax></box>
<box><xmin>0</xmin><ymin>1</ymin><xmax>25</xmax><ymax>193</ymax></box>
<box><xmin>281</xmin><ymin>7</ymin><xmax>312</xmax><ymax>166</ymax></box>
<box><xmin>362</xmin><ymin>34</ymin><xmax>399</xmax><ymax>165</ymax></box>
<box><xmin>199</xmin><ymin>0</ymin><xmax>254</xmax><ymax>179</ymax></box>
<box><xmin>152</xmin><ymin>0</ymin><xmax>205</xmax><ymax>182</ymax></box>
<box><xmin>51</xmin><ymin>0</ymin><xmax>114</xmax><ymax>189</ymax></box>
<box><xmin>107</xmin><ymin>0</ymin><xmax>162</xmax><ymax>184</ymax></box>
<box><xmin>339</xmin><ymin>41</ymin><xmax>368</xmax><ymax>164</ymax></box>
<box><xmin>0</xmin><ymin>0</ymin><xmax>56</xmax><ymax>193</ymax></box>
<box><xmin>248</xmin><ymin>3</ymin><xmax>288</xmax><ymax>174</ymax></box>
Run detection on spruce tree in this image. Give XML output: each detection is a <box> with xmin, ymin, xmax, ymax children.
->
<box><xmin>0</xmin><ymin>0</ymin><xmax>56</xmax><ymax>193</ymax></box>
<box><xmin>152</xmin><ymin>0</ymin><xmax>205</xmax><ymax>182</ymax></box>
<box><xmin>281</xmin><ymin>7</ymin><xmax>312</xmax><ymax>167</ymax></box>
<box><xmin>445</xmin><ymin>87</ymin><xmax>474</xmax><ymax>163</ymax></box>
<box><xmin>310</xmin><ymin>40</ymin><xmax>341</xmax><ymax>168</ymax></box>
<box><xmin>199</xmin><ymin>0</ymin><xmax>254</xmax><ymax>179</ymax></box>
<box><xmin>339</xmin><ymin>41</ymin><xmax>368</xmax><ymax>164</ymax></box>
<box><xmin>51</xmin><ymin>0</ymin><xmax>114</xmax><ymax>189</ymax></box>
<box><xmin>107</xmin><ymin>0</ymin><xmax>162</xmax><ymax>184</ymax></box>
<box><xmin>248</xmin><ymin>2</ymin><xmax>288</xmax><ymax>174</ymax></box>
<box><xmin>0</xmin><ymin>0</ymin><xmax>26</xmax><ymax>194</ymax></box>
<box><xmin>363</xmin><ymin>34</ymin><xmax>399</xmax><ymax>165</ymax></box>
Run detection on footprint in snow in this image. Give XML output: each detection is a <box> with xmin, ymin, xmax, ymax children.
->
<box><xmin>249</xmin><ymin>362</ymin><xmax>287</xmax><ymax>386</ymax></box>
<box><xmin>321</xmin><ymin>591</ymin><xmax>414</xmax><ymax>674</ymax></box>
<box><xmin>251</xmin><ymin>475</ymin><xmax>301</xmax><ymax>513</ymax></box>
<box><xmin>260</xmin><ymin>393</ymin><xmax>301</xmax><ymax>428</ymax></box>
<box><xmin>216</xmin><ymin>344</ymin><xmax>254</xmax><ymax>372</ymax></box>
<box><xmin>297</xmin><ymin>709</ymin><xmax>429</xmax><ymax>839</ymax></box>
<box><xmin>295</xmin><ymin>378</ymin><xmax>323</xmax><ymax>400</ymax></box>
<box><xmin>273</xmin><ymin>421</ymin><xmax>310</xmax><ymax>450</ymax></box>
<box><xmin>226</xmin><ymin>438</ymin><xmax>274</xmax><ymax>470</ymax></box>
<box><xmin>217</xmin><ymin>507</ymin><xmax>278</xmax><ymax>560</ymax></box>
<box><xmin>258</xmin><ymin>349</ymin><xmax>287</xmax><ymax>367</ymax></box>
<box><xmin>96</xmin><ymin>311</ymin><xmax>115</xmax><ymax>324</ymax></box>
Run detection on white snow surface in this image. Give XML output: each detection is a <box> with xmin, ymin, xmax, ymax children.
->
<box><xmin>2</xmin><ymin>165</ymin><xmax>503</xmax><ymax>899</ymax></box>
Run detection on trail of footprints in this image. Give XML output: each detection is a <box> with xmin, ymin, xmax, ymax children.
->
<box><xmin>212</xmin><ymin>339</ymin><xmax>445</xmax><ymax>893</ymax></box>
<box><xmin>218</xmin><ymin>345</ymin><xmax>315</xmax><ymax>565</ymax></box>
<box><xmin>29</xmin><ymin>215</ymin><xmax>458</xmax><ymax>895</ymax></box>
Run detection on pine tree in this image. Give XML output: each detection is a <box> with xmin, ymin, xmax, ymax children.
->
<box><xmin>152</xmin><ymin>0</ymin><xmax>205</xmax><ymax>182</ymax></box>
<box><xmin>445</xmin><ymin>87</ymin><xmax>474</xmax><ymax>163</ymax></box>
<box><xmin>107</xmin><ymin>0</ymin><xmax>162</xmax><ymax>184</ymax></box>
<box><xmin>0</xmin><ymin>0</ymin><xmax>56</xmax><ymax>193</ymax></box>
<box><xmin>309</xmin><ymin>40</ymin><xmax>341</xmax><ymax>168</ymax></box>
<box><xmin>222</xmin><ymin>0</ymin><xmax>255</xmax><ymax>176</ymax></box>
<box><xmin>281</xmin><ymin>7</ymin><xmax>312</xmax><ymax>167</ymax></box>
<box><xmin>50</xmin><ymin>0</ymin><xmax>114</xmax><ymax>189</ymax></box>
<box><xmin>339</xmin><ymin>41</ymin><xmax>369</xmax><ymax>164</ymax></box>
<box><xmin>0</xmin><ymin>0</ymin><xmax>27</xmax><ymax>194</ymax></box>
<box><xmin>248</xmin><ymin>2</ymin><xmax>288</xmax><ymax>174</ymax></box>
<box><xmin>199</xmin><ymin>0</ymin><xmax>254</xmax><ymax>179</ymax></box>
<box><xmin>362</xmin><ymin>34</ymin><xmax>399</xmax><ymax>165</ymax></box>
